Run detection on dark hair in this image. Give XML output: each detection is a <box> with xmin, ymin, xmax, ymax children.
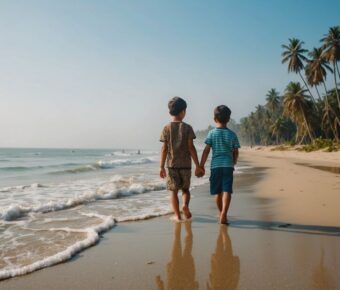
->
<box><xmin>214</xmin><ymin>105</ymin><xmax>231</xmax><ymax>124</ymax></box>
<box><xmin>168</xmin><ymin>97</ymin><xmax>187</xmax><ymax>116</ymax></box>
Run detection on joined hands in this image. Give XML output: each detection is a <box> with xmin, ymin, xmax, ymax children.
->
<box><xmin>195</xmin><ymin>166</ymin><xmax>205</xmax><ymax>178</ymax></box>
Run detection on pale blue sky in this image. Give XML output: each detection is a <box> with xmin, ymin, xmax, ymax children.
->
<box><xmin>0</xmin><ymin>0</ymin><xmax>339</xmax><ymax>148</ymax></box>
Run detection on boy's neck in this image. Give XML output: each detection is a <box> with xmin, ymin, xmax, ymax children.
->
<box><xmin>216</xmin><ymin>122</ymin><xmax>227</xmax><ymax>128</ymax></box>
<box><xmin>171</xmin><ymin>117</ymin><xmax>183</xmax><ymax>122</ymax></box>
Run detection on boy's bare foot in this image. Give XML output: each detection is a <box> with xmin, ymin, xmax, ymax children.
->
<box><xmin>182</xmin><ymin>205</ymin><xmax>192</xmax><ymax>219</ymax></box>
<box><xmin>170</xmin><ymin>215</ymin><xmax>182</xmax><ymax>222</ymax></box>
<box><xmin>219</xmin><ymin>213</ymin><xmax>228</xmax><ymax>224</ymax></box>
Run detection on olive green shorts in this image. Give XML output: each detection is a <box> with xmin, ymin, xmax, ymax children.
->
<box><xmin>167</xmin><ymin>168</ymin><xmax>192</xmax><ymax>192</ymax></box>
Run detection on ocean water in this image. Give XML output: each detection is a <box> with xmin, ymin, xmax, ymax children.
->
<box><xmin>0</xmin><ymin>148</ymin><xmax>248</xmax><ymax>280</ymax></box>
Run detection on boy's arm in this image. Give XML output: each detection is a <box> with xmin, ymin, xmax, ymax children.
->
<box><xmin>233</xmin><ymin>148</ymin><xmax>239</xmax><ymax>165</ymax></box>
<box><xmin>200</xmin><ymin>144</ymin><xmax>211</xmax><ymax>168</ymax></box>
<box><xmin>188</xmin><ymin>139</ymin><xmax>204</xmax><ymax>177</ymax></box>
<box><xmin>232</xmin><ymin>133</ymin><xmax>240</xmax><ymax>165</ymax></box>
<box><xmin>188</xmin><ymin>139</ymin><xmax>200</xmax><ymax>168</ymax></box>
<box><xmin>159</xmin><ymin>143</ymin><xmax>167</xmax><ymax>178</ymax></box>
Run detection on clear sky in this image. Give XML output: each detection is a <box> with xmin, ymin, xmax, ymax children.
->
<box><xmin>1</xmin><ymin>0</ymin><xmax>339</xmax><ymax>149</ymax></box>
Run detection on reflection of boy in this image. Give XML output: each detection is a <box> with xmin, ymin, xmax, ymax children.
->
<box><xmin>207</xmin><ymin>226</ymin><xmax>240</xmax><ymax>290</ymax></box>
<box><xmin>155</xmin><ymin>222</ymin><xmax>199</xmax><ymax>290</ymax></box>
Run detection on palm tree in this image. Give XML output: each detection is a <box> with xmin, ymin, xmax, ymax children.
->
<box><xmin>320</xmin><ymin>26</ymin><xmax>340</xmax><ymax>110</ymax></box>
<box><xmin>239</xmin><ymin>117</ymin><xmax>253</xmax><ymax>145</ymax></box>
<box><xmin>283</xmin><ymin>82</ymin><xmax>314</xmax><ymax>143</ymax></box>
<box><xmin>305</xmin><ymin>47</ymin><xmax>333</xmax><ymax>97</ymax></box>
<box><xmin>265</xmin><ymin>89</ymin><xmax>281</xmax><ymax>113</ymax></box>
<box><xmin>282</xmin><ymin>38</ymin><xmax>317</xmax><ymax>105</ymax></box>
<box><xmin>270</xmin><ymin>117</ymin><xmax>286</xmax><ymax>144</ymax></box>
<box><xmin>305</xmin><ymin>47</ymin><xmax>337</xmax><ymax>138</ymax></box>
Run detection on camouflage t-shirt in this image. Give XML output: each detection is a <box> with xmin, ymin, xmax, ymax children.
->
<box><xmin>160</xmin><ymin>122</ymin><xmax>196</xmax><ymax>169</ymax></box>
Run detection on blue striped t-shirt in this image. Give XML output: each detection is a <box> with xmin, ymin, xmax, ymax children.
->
<box><xmin>205</xmin><ymin>128</ymin><xmax>241</xmax><ymax>169</ymax></box>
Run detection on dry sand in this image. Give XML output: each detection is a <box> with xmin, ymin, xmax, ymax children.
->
<box><xmin>242</xmin><ymin>147</ymin><xmax>340</xmax><ymax>227</ymax></box>
<box><xmin>2</xmin><ymin>151</ymin><xmax>340</xmax><ymax>290</ymax></box>
<box><xmin>243</xmin><ymin>145</ymin><xmax>340</xmax><ymax>164</ymax></box>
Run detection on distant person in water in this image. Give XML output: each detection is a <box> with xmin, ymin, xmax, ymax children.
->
<box><xmin>200</xmin><ymin>105</ymin><xmax>240</xmax><ymax>224</ymax></box>
<box><xmin>159</xmin><ymin>97</ymin><xmax>204</xmax><ymax>221</ymax></box>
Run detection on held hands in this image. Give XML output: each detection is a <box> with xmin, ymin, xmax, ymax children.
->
<box><xmin>159</xmin><ymin>167</ymin><xmax>167</xmax><ymax>179</ymax></box>
<box><xmin>160</xmin><ymin>166</ymin><xmax>204</xmax><ymax>178</ymax></box>
<box><xmin>195</xmin><ymin>166</ymin><xmax>205</xmax><ymax>178</ymax></box>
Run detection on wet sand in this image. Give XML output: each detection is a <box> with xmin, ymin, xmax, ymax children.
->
<box><xmin>2</xmin><ymin>153</ymin><xmax>340</xmax><ymax>290</ymax></box>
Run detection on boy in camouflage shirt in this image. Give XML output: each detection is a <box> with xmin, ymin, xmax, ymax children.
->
<box><xmin>160</xmin><ymin>97</ymin><xmax>203</xmax><ymax>221</ymax></box>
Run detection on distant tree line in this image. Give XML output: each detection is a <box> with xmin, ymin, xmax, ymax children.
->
<box><xmin>238</xmin><ymin>26</ymin><xmax>340</xmax><ymax>146</ymax></box>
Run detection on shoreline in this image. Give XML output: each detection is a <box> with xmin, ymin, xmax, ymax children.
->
<box><xmin>2</xmin><ymin>152</ymin><xmax>340</xmax><ymax>289</ymax></box>
<box><xmin>242</xmin><ymin>145</ymin><xmax>340</xmax><ymax>165</ymax></box>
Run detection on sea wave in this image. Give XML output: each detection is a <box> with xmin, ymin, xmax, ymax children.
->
<box><xmin>50</xmin><ymin>157</ymin><xmax>155</xmax><ymax>175</ymax></box>
<box><xmin>0</xmin><ymin>183</ymin><xmax>46</xmax><ymax>193</ymax></box>
<box><xmin>54</xmin><ymin>165</ymin><xmax>99</xmax><ymax>174</ymax></box>
<box><xmin>0</xmin><ymin>213</ymin><xmax>116</xmax><ymax>280</ymax></box>
<box><xmin>0</xmin><ymin>166</ymin><xmax>44</xmax><ymax>171</ymax></box>
<box><xmin>234</xmin><ymin>165</ymin><xmax>253</xmax><ymax>174</ymax></box>
<box><xmin>105</xmin><ymin>152</ymin><xmax>132</xmax><ymax>157</ymax></box>
<box><xmin>0</xmin><ymin>206</ymin><xmax>173</xmax><ymax>280</ymax></box>
<box><xmin>0</xmin><ymin>163</ymin><xmax>85</xmax><ymax>172</ymax></box>
<box><xmin>0</xmin><ymin>178</ymin><xmax>165</xmax><ymax>221</ymax></box>
<box><xmin>97</xmin><ymin>157</ymin><xmax>154</xmax><ymax>168</ymax></box>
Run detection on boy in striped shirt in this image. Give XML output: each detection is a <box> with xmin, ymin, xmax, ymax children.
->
<box><xmin>200</xmin><ymin>105</ymin><xmax>240</xmax><ymax>224</ymax></box>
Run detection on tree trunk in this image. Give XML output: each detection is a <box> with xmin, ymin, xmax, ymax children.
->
<box><xmin>332</xmin><ymin>62</ymin><xmax>340</xmax><ymax>111</ymax></box>
<box><xmin>322</xmin><ymin>81</ymin><xmax>338</xmax><ymax>140</ymax></box>
<box><xmin>315</xmin><ymin>86</ymin><xmax>322</xmax><ymax>101</ymax></box>
<box><xmin>322</xmin><ymin>81</ymin><xmax>328</xmax><ymax>96</ymax></box>
<box><xmin>298</xmin><ymin>71</ymin><xmax>317</xmax><ymax>107</ymax></box>
<box><xmin>295</xmin><ymin>124</ymin><xmax>299</xmax><ymax>144</ymax></box>
<box><xmin>300</xmin><ymin>104</ymin><xmax>314</xmax><ymax>142</ymax></box>
<box><xmin>336</xmin><ymin>62</ymin><xmax>340</xmax><ymax>80</ymax></box>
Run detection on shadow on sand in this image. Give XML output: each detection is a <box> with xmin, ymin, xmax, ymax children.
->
<box><xmin>194</xmin><ymin>215</ymin><xmax>340</xmax><ymax>236</ymax></box>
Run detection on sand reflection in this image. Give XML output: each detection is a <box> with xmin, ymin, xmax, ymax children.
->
<box><xmin>156</xmin><ymin>221</ymin><xmax>199</xmax><ymax>290</ymax></box>
<box><xmin>207</xmin><ymin>226</ymin><xmax>240</xmax><ymax>290</ymax></box>
<box><xmin>312</xmin><ymin>249</ymin><xmax>335</xmax><ymax>290</ymax></box>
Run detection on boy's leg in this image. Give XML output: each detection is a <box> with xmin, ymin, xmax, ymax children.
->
<box><xmin>220</xmin><ymin>192</ymin><xmax>232</xmax><ymax>224</ymax></box>
<box><xmin>215</xmin><ymin>193</ymin><xmax>223</xmax><ymax>213</ymax></box>
<box><xmin>182</xmin><ymin>190</ymin><xmax>192</xmax><ymax>219</ymax></box>
<box><xmin>171</xmin><ymin>190</ymin><xmax>182</xmax><ymax>220</ymax></box>
<box><xmin>167</xmin><ymin>169</ymin><xmax>182</xmax><ymax>221</ymax></box>
<box><xmin>181</xmin><ymin>169</ymin><xmax>192</xmax><ymax>219</ymax></box>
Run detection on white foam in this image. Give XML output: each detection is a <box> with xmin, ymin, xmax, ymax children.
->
<box><xmin>0</xmin><ymin>183</ymin><xmax>45</xmax><ymax>193</ymax></box>
<box><xmin>0</xmin><ymin>180</ymin><xmax>166</xmax><ymax>221</ymax></box>
<box><xmin>118</xmin><ymin>210</ymin><xmax>172</xmax><ymax>222</ymax></box>
<box><xmin>234</xmin><ymin>165</ymin><xmax>253</xmax><ymax>174</ymax></box>
<box><xmin>97</xmin><ymin>157</ymin><xmax>154</xmax><ymax>169</ymax></box>
<box><xmin>111</xmin><ymin>152</ymin><xmax>132</xmax><ymax>157</ymax></box>
<box><xmin>0</xmin><ymin>213</ymin><xmax>115</xmax><ymax>280</ymax></box>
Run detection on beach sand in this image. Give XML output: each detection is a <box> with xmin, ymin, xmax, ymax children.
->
<box><xmin>2</xmin><ymin>150</ymin><xmax>340</xmax><ymax>290</ymax></box>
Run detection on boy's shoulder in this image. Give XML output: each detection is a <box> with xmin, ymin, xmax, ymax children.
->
<box><xmin>161</xmin><ymin>122</ymin><xmax>194</xmax><ymax>135</ymax></box>
<box><xmin>209</xmin><ymin>127</ymin><xmax>238</xmax><ymax>137</ymax></box>
<box><xmin>227</xmin><ymin>128</ymin><xmax>238</xmax><ymax>136</ymax></box>
<box><xmin>163</xmin><ymin>121</ymin><xmax>193</xmax><ymax>129</ymax></box>
<box><xmin>181</xmin><ymin>121</ymin><xmax>194</xmax><ymax>129</ymax></box>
